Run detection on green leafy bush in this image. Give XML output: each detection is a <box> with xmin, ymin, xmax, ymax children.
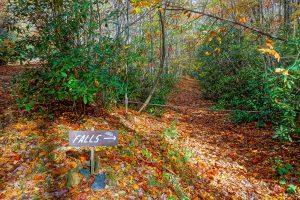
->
<box><xmin>10</xmin><ymin>0</ymin><xmax>176</xmax><ymax>113</ymax></box>
<box><xmin>273</xmin><ymin>157</ymin><xmax>299</xmax><ymax>194</ymax></box>
<box><xmin>196</xmin><ymin>24</ymin><xmax>299</xmax><ymax>141</ymax></box>
<box><xmin>197</xmin><ymin>25</ymin><xmax>271</xmax><ymax>123</ymax></box>
<box><xmin>9</xmin><ymin>1</ymin><xmax>125</xmax><ymax>111</ymax></box>
<box><xmin>268</xmin><ymin>60</ymin><xmax>300</xmax><ymax>141</ymax></box>
<box><xmin>0</xmin><ymin>31</ymin><xmax>16</xmax><ymax>65</ymax></box>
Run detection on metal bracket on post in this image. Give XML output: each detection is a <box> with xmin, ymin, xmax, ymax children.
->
<box><xmin>91</xmin><ymin>127</ymin><xmax>95</xmax><ymax>174</ymax></box>
<box><xmin>91</xmin><ymin>146</ymin><xmax>95</xmax><ymax>175</ymax></box>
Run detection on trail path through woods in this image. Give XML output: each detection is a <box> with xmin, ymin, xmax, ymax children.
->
<box><xmin>0</xmin><ymin>68</ymin><xmax>299</xmax><ymax>199</ymax></box>
<box><xmin>113</xmin><ymin>77</ymin><xmax>300</xmax><ymax>199</ymax></box>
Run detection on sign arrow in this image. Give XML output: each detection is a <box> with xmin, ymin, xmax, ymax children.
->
<box><xmin>104</xmin><ymin>136</ymin><xmax>116</xmax><ymax>140</ymax></box>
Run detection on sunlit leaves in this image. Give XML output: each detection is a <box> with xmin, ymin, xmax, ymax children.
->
<box><xmin>258</xmin><ymin>48</ymin><xmax>281</xmax><ymax>62</ymax></box>
<box><xmin>131</xmin><ymin>0</ymin><xmax>161</xmax><ymax>14</ymax></box>
<box><xmin>275</xmin><ymin>68</ymin><xmax>289</xmax><ymax>76</ymax></box>
<box><xmin>239</xmin><ymin>17</ymin><xmax>246</xmax><ymax>23</ymax></box>
<box><xmin>258</xmin><ymin>38</ymin><xmax>281</xmax><ymax>62</ymax></box>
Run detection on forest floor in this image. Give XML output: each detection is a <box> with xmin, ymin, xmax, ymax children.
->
<box><xmin>0</xmin><ymin>66</ymin><xmax>299</xmax><ymax>199</ymax></box>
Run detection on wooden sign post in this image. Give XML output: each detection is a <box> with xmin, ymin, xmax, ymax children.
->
<box><xmin>69</xmin><ymin>129</ymin><xmax>118</xmax><ymax>174</ymax></box>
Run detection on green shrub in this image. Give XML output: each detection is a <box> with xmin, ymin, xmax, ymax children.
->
<box><xmin>197</xmin><ymin>25</ymin><xmax>271</xmax><ymax>122</ymax></box>
<box><xmin>0</xmin><ymin>31</ymin><xmax>16</xmax><ymax>65</ymax></box>
<box><xmin>196</xmin><ymin>24</ymin><xmax>299</xmax><ymax>141</ymax></box>
<box><xmin>268</xmin><ymin>56</ymin><xmax>300</xmax><ymax>141</ymax></box>
<box><xmin>10</xmin><ymin>0</ymin><xmax>176</xmax><ymax>113</ymax></box>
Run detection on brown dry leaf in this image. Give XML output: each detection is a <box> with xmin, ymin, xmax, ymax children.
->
<box><xmin>52</xmin><ymin>166</ymin><xmax>68</xmax><ymax>176</ymax></box>
<box><xmin>39</xmin><ymin>151</ymin><xmax>47</xmax><ymax>157</ymax></box>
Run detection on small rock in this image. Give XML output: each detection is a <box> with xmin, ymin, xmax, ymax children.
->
<box><xmin>13</xmin><ymin>166</ymin><xmax>25</xmax><ymax>173</ymax></box>
<box><xmin>138</xmin><ymin>188</ymin><xmax>144</xmax><ymax>197</ymax></box>
<box><xmin>91</xmin><ymin>173</ymin><xmax>106</xmax><ymax>191</ymax></box>
<box><xmin>79</xmin><ymin>168</ymin><xmax>90</xmax><ymax>179</ymax></box>
<box><xmin>50</xmin><ymin>188</ymin><xmax>68</xmax><ymax>197</ymax></box>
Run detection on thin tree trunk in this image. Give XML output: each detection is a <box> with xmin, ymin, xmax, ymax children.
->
<box><xmin>283</xmin><ymin>0</ymin><xmax>292</xmax><ymax>36</ymax></box>
<box><xmin>149</xmin><ymin>11</ymin><xmax>154</xmax><ymax>73</ymax></box>
<box><xmin>125</xmin><ymin>0</ymin><xmax>130</xmax><ymax>113</ymax></box>
<box><xmin>138</xmin><ymin>9</ymin><xmax>166</xmax><ymax>113</ymax></box>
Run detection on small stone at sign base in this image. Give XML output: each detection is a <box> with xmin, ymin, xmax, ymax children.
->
<box><xmin>91</xmin><ymin>173</ymin><xmax>106</xmax><ymax>191</ymax></box>
<box><xmin>79</xmin><ymin>168</ymin><xmax>91</xmax><ymax>179</ymax></box>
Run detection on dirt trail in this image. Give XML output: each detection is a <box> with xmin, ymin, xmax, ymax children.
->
<box><xmin>0</xmin><ymin>68</ymin><xmax>299</xmax><ymax>199</ymax></box>
<box><xmin>139</xmin><ymin>76</ymin><xmax>300</xmax><ymax>199</ymax></box>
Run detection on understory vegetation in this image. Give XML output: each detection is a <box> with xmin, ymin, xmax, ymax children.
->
<box><xmin>8</xmin><ymin>0</ymin><xmax>177</xmax><ymax>114</ymax></box>
<box><xmin>197</xmin><ymin>24</ymin><xmax>300</xmax><ymax>141</ymax></box>
<box><xmin>0</xmin><ymin>0</ymin><xmax>299</xmax><ymax>199</ymax></box>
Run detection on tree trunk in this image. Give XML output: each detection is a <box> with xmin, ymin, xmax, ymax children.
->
<box><xmin>125</xmin><ymin>0</ymin><xmax>130</xmax><ymax>113</ymax></box>
<box><xmin>149</xmin><ymin>11</ymin><xmax>154</xmax><ymax>74</ymax></box>
<box><xmin>138</xmin><ymin>9</ymin><xmax>166</xmax><ymax>113</ymax></box>
<box><xmin>283</xmin><ymin>0</ymin><xmax>292</xmax><ymax>36</ymax></box>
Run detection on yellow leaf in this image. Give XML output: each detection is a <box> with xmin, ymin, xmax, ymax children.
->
<box><xmin>94</xmin><ymin>79</ymin><xmax>99</xmax><ymax>87</ymax></box>
<box><xmin>133</xmin><ymin>184</ymin><xmax>139</xmax><ymax>190</ymax></box>
<box><xmin>214</xmin><ymin>48</ymin><xmax>221</xmax><ymax>53</ymax></box>
<box><xmin>275</xmin><ymin>68</ymin><xmax>284</xmax><ymax>73</ymax></box>
<box><xmin>258</xmin><ymin>48</ymin><xmax>281</xmax><ymax>62</ymax></box>
<box><xmin>282</xmin><ymin>69</ymin><xmax>289</xmax><ymax>76</ymax></box>
<box><xmin>135</xmin><ymin>7</ymin><xmax>142</xmax><ymax>13</ymax></box>
<box><xmin>218</xmin><ymin>27</ymin><xmax>226</xmax><ymax>33</ymax></box>
<box><xmin>266</xmin><ymin>38</ymin><xmax>274</xmax><ymax>49</ymax></box>
<box><xmin>205</xmin><ymin>51</ymin><xmax>211</xmax><ymax>56</ymax></box>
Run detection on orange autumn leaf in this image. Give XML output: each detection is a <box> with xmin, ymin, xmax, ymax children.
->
<box><xmin>94</xmin><ymin>79</ymin><xmax>99</xmax><ymax>87</ymax></box>
<box><xmin>33</xmin><ymin>174</ymin><xmax>42</xmax><ymax>180</ymax></box>
<box><xmin>205</xmin><ymin>51</ymin><xmax>211</xmax><ymax>56</ymax></box>
<box><xmin>52</xmin><ymin>167</ymin><xmax>68</xmax><ymax>175</ymax></box>
<box><xmin>210</xmin><ymin>31</ymin><xmax>217</xmax><ymax>38</ymax></box>
<box><xmin>13</xmin><ymin>155</ymin><xmax>20</xmax><ymax>161</ymax></box>
<box><xmin>133</xmin><ymin>184</ymin><xmax>139</xmax><ymax>190</ymax></box>
<box><xmin>214</xmin><ymin>48</ymin><xmax>221</xmax><ymax>53</ymax></box>
<box><xmin>239</xmin><ymin>17</ymin><xmax>246</xmax><ymax>23</ymax></box>
<box><xmin>80</xmin><ymin>156</ymin><xmax>87</xmax><ymax>166</ymax></box>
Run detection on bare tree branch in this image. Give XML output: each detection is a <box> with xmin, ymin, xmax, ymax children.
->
<box><xmin>165</xmin><ymin>6</ymin><xmax>286</xmax><ymax>41</ymax></box>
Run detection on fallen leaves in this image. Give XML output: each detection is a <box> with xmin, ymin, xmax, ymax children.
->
<box><xmin>0</xmin><ymin>76</ymin><xmax>299</xmax><ymax>199</ymax></box>
<box><xmin>52</xmin><ymin>166</ymin><xmax>69</xmax><ymax>176</ymax></box>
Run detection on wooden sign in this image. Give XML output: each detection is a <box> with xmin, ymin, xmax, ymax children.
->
<box><xmin>69</xmin><ymin>130</ymin><xmax>118</xmax><ymax>147</ymax></box>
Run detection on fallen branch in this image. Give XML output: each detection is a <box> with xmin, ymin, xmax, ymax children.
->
<box><xmin>123</xmin><ymin>100</ymin><xmax>261</xmax><ymax>113</ymax></box>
